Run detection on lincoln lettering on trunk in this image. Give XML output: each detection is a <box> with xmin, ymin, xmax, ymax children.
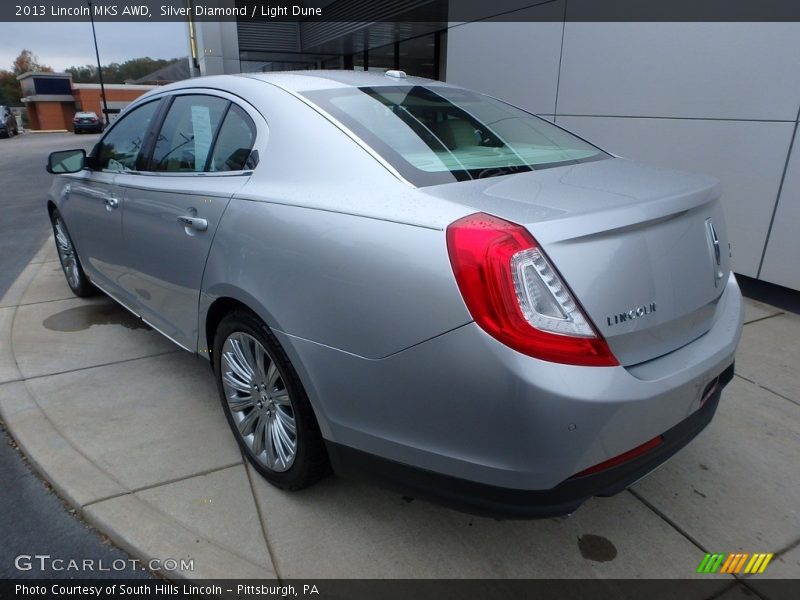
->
<box><xmin>607</xmin><ymin>302</ymin><xmax>657</xmax><ymax>326</ymax></box>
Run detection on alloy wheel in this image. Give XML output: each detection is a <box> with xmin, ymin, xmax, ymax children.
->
<box><xmin>54</xmin><ymin>217</ymin><xmax>81</xmax><ymax>290</ymax></box>
<box><xmin>221</xmin><ymin>332</ymin><xmax>297</xmax><ymax>472</ymax></box>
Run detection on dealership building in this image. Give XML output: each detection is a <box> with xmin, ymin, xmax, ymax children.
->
<box><xmin>19</xmin><ymin>0</ymin><xmax>794</xmax><ymax>293</ymax></box>
<box><xmin>185</xmin><ymin>1</ymin><xmax>800</xmax><ymax>292</ymax></box>
<box><xmin>17</xmin><ymin>72</ymin><xmax>157</xmax><ymax>130</ymax></box>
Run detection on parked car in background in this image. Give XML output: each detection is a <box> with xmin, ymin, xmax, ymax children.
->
<box><xmin>44</xmin><ymin>71</ymin><xmax>743</xmax><ymax>517</ymax></box>
<box><xmin>0</xmin><ymin>105</ymin><xmax>18</xmax><ymax>137</ymax></box>
<box><xmin>72</xmin><ymin>111</ymin><xmax>103</xmax><ymax>134</ymax></box>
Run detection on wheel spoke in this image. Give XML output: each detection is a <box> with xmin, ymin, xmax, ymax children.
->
<box><xmin>240</xmin><ymin>337</ymin><xmax>258</xmax><ymax>377</ymax></box>
<box><xmin>254</xmin><ymin>343</ymin><xmax>268</xmax><ymax>381</ymax></box>
<box><xmin>271</xmin><ymin>389</ymin><xmax>291</xmax><ymax>407</ymax></box>
<box><xmin>265</xmin><ymin>418</ymin><xmax>278</xmax><ymax>467</ymax></box>
<box><xmin>236</xmin><ymin>340</ymin><xmax>257</xmax><ymax>380</ymax></box>
<box><xmin>251</xmin><ymin>416</ymin><xmax>267</xmax><ymax>456</ymax></box>
<box><xmin>265</xmin><ymin>361</ymin><xmax>280</xmax><ymax>390</ymax></box>
<box><xmin>224</xmin><ymin>342</ymin><xmax>254</xmax><ymax>383</ymax></box>
<box><xmin>227</xmin><ymin>396</ymin><xmax>253</xmax><ymax>412</ymax></box>
<box><xmin>237</xmin><ymin>408</ymin><xmax>259</xmax><ymax>437</ymax></box>
<box><xmin>271</xmin><ymin>419</ymin><xmax>290</xmax><ymax>468</ymax></box>
<box><xmin>273</xmin><ymin>415</ymin><xmax>296</xmax><ymax>459</ymax></box>
<box><xmin>222</xmin><ymin>368</ymin><xmax>252</xmax><ymax>395</ymax></box>
<box><xmin>275</xmin><ymin>406</ymin><xmax>296</xmax><ymax>435</ymax></box>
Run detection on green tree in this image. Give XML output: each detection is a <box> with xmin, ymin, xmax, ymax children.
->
<box><xmin>66</xmin><ymin>57</ymin><xmax>181</xmax><ymax>84</ymax></box>
<box><xmin>65</xmin><ymin>65</ymin><xmax>98</xmax><ymax>83</ymax></box>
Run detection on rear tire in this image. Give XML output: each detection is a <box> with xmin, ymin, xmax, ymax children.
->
<box><xmin>50</xmin><ymin>209</ymin><xmax>99</xmax><ymax>298</ymax></box>
<box><xmin>213</xmin><ymin>309</ymin><xmax>328</xmax><ymax>490</ymax></box>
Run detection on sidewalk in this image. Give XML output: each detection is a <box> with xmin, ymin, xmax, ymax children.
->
<box><xmin>1</xmin><ymin>238</ymin><xmax>798</xmax><ymax>589</ymax></box>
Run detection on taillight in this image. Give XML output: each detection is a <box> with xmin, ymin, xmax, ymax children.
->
<box><xmin>446</xmin><ymin>212</ymin><xmax>618</xmax><ymax>367</ymax></box>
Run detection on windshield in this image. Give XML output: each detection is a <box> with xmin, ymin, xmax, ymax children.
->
<box><xmin>303</xmin><ymin>85</ymin><xmax>609</xmax><ymax>186</ymax></box>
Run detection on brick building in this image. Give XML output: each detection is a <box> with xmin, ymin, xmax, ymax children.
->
<box><xmin>18</xmin><ymin>72</ymin><xmax>156</xmax><ymax>131</ymax></box>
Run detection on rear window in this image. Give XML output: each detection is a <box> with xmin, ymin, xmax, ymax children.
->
<box><xmin>302</xmin><ymin>85</ymin><xmax>608</xmax><ymax>186</ymax></box>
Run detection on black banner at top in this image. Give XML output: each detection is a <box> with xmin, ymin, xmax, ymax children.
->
<box><xmin>2</xmin><ymin>0</ymin><xmax>800</xmax><ymax>23</ymax></box>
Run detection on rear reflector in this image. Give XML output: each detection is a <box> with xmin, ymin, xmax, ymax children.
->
<box><xmin>571</xmin><ymin>436</ymin><xmax>664</xmax><ymax>478</ymax></box>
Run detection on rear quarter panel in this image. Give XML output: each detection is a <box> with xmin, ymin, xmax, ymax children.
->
<box><xmin>199</xmin><ymin>78</ymin><xmax>472</xmax><ymax>359</ymax></box>
<box><xmin>201</xmin><ymin>200</ymin><xmax>470</xmax><ymax>359</ymax></box>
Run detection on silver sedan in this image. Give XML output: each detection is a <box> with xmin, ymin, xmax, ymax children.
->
<box><xmin>45</xmin><ymin>71</ymin><xmax>743</xmax><ymax>517</ymax></box>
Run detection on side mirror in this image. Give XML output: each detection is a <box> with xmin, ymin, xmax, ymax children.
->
<box><xmin>47</xmin><ymin>149</ymin><xmax>86</xmax><ymax>174</ymax></box>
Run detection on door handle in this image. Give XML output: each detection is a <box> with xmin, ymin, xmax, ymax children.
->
<box><xmin>177</xmin><ymin>215</ymin><xmax>208</xmax><ymax>232</ymax></box>
<box><xmin>104</xmin><ymin>197</ymin><xmax>119</xmax><ymax>210</ymax></box>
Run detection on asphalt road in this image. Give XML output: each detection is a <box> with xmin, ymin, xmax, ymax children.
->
<box><xmin>0</xmin><ymin>132</ymin><xmax>150</xmax><ymax>579</ymax></box>
<box><xmin>0</xmin><ymin>132</ymin><xmax>96</xmax><ymax>295</ymax></box>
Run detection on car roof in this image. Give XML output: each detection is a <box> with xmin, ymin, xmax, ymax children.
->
<box><xmin>152</xmin><ymin>70</ymin><xmax>456</xmax><ymax>96</ymax></box>
<box><xmin>240</xmin><ymin>70</ymin><xmax>451</xmax><ymax>92</ymax></box>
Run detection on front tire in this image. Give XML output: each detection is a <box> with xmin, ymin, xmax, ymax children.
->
<box><xmin>213</xmin><ymin>309</ymin><xmax>328</xmax><ymax>490</ymax></box>
<box><xmin>50</xmin><ymin>209</ymin><xmax>98</xmax><ymax>297</ymax></box>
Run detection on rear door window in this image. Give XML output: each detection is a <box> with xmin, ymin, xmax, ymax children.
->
<box><xmin>208</xmin><ymin>104</ymin><xmax>257</xmax><ymax>172</ymax></box>
<box><xmin>150</xmin><ymin>95</ymin><xmax>229</xmax><ymax>172</ymax></box>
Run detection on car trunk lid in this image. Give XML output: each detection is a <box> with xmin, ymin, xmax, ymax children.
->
<box><xmin>426</xmin><ymin>158</ymin><xmax>731</xmax><ymax>366</ymax></box>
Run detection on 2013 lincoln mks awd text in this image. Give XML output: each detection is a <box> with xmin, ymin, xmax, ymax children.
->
<box><xmin>45</xmin><ymin>71</ymin><xmax>742</xmax><ymax>517</ymax></box>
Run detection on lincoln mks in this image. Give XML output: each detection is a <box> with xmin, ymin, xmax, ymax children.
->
<box><xmin>45</xmin><ymin>71</ymin><xmax>743</xmax><ymax>516</ymax></box>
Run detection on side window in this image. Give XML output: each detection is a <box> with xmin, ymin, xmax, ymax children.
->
<box><xmin>151</xmin><ymin>95</ymin><xmax>228</xmax><ymax>172</ymax></box>
<box><xmin>96</xmin><ymin>100</ymin><xmax>160</xmax><ymax>171</ymax></box>
<box><xmin>208</xmin><ymin>105</ymin><xmax>257</xmax><ymax>172</ymax></box>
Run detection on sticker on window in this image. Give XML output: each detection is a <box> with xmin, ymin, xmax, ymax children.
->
<box><xmin>191</xmin><ymin>105</ymin><xmax>213</xmax><ymax>171</ymax></box>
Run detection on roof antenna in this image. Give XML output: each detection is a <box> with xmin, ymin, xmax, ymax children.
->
<box><xmin>385</xmin><ymin>70</ymin><xmax>407</xmax><ymax>79</ymax></box>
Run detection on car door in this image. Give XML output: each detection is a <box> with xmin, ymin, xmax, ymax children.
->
<box><xmin>61</xmin><ymin>98</ymin><xmax>162</xmax><ymax>299</ymax></box>
<box><xmin>115</xmin><ymin>92</ymin><xmax>260</xmax><ymax>350</ymax></box>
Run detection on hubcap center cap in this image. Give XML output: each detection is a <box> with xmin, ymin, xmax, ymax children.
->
<box><xmin>257</xmin><ymin>388</ymin><xmax>274</xmax><ymax>414</ymax></box>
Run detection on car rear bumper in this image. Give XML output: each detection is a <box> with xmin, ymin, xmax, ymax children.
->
<box><xmin>278</xmin><ymin>273</ymin><xmax>743</xmax><ymax>514</ymax></box>
<box><xmin>327</xmin><ymin>362</ymin><xmax>733</xmax><ymax>518</ymax></box>
<box><xmin>73</xmin><ymin>123</ymin><xmax>102</xmax><ymax>132</ymax></box>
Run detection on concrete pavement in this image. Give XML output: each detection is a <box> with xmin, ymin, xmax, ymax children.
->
<box><xmin>0</xmin><ymin>232</ymin><xmax>151</xmax><ymax>580</ymax></box>
<box><xmin>0</xmin><ymin>238</ymin><xmax>798</xmax><ymax>592</ymax></box>
<box><xmin>1</xmin><ymin>130</ymin><xmax>154</xmax><ymax>579</ymax></box>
